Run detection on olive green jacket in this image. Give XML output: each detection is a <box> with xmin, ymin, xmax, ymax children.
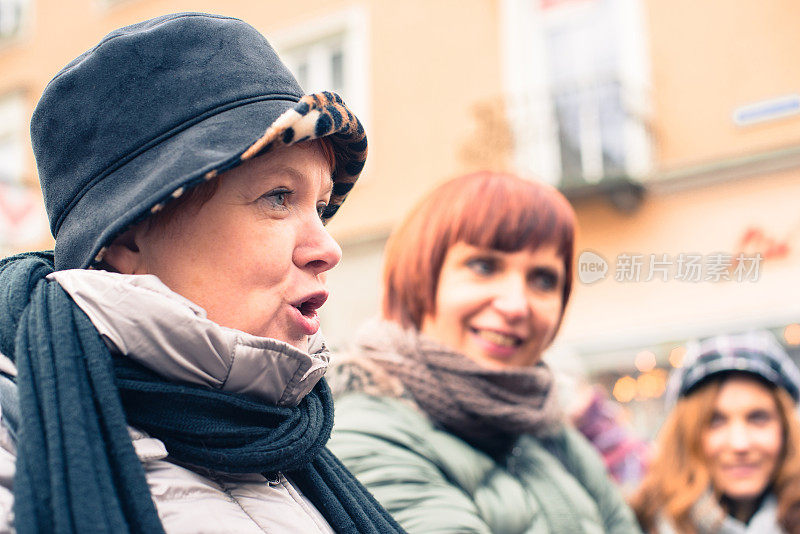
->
<box><xmin>329</xmin><ymin>362</ymin><xmax>641</xmax><ymax>534</ymax></box>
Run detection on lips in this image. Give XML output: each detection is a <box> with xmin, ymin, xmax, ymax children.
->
<box><xmin>293</xmin><ymin>292</ymin><xmax>328</xmax><ymax>315</ymax></box>
<box><xmin>289</xmin><ymin>291</ymin><xmax>328</xmax><ymax>336</ymax></box>
<box><xmin>469</xmin><ymin>327</ymin><xmax>529</xmax><ymax>362</ymax></box>
<box><xmin>471</xmin><ymin>327</ymin><xmax>524</xmax><ymax>348</ymax></box>
<box><xmin>721</xmin><ymin>463</ymin><xmax>761</xmax><ymax>477</ymax></box>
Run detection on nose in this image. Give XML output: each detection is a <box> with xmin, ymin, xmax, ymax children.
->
<box><xmin>728</xmin><ymin>422</ymin><xmax>752</xmax><ymax>452</ymax></box>
<box><xmin>492</xmin><ymin>275</ymin><xmax>530</xmax><ymax>322</ymax></box>
<box><xmin>293</xmin><ymin>215</ymin><xmax>342</xmax><ymax>275</ymax></box>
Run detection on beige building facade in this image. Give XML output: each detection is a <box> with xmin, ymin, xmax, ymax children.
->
<box><xmin>1</xmin><ymin>0</ymin><xmax>798</xmax><ymax>427</ymax></box>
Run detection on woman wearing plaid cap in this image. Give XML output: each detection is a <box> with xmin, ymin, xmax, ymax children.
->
<box><xmin>631</xmin><ymin>331</ymin><xmax>800</xmax><ymax>533</ymax></box>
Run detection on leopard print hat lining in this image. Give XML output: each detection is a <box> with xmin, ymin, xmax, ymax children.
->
<box><xmin>92</xmin><ymin>91</ymin><xmax>366</xmax><ymax>267</ymax></box>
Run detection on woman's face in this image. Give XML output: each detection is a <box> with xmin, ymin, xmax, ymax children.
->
<box><xmin>702</xmin><ymin>376</ymin><xmax>783</xmax><ymax>504</ymax></box>
<box><xmin>420</xmin><ymin>242</ymin><xmax>564</xmax><ymax>369</ymax></box>
<box><xmin>116</xmin><ymin>142</ymin><xmax>341</xmax><ymax>352</ymax></box>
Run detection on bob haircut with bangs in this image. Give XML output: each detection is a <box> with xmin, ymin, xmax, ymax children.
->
<box><xmin>382</xmin><ymin>171</ymin><xmax>576</xmax><ymax>333</ymax></box>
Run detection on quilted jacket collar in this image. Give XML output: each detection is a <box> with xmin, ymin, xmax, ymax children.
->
<box><xmin>48</xmin><ymin>269</ymin><xmax>328</xmax><ymax>407</ymax></box>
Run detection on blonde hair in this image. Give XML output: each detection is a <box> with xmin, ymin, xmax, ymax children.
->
<box><xmin>630</xmin><ymin>374</ymin><xmax>800</xmax><ymax>533</ymax></box>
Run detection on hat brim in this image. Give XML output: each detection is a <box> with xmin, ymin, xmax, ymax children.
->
<box><xmin>55</xmin><ymin>91</ymin><xmax>366</xmax><ymax>270</ymax></box>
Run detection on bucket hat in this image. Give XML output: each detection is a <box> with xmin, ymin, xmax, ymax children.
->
<box><xmin>31</xmin><ymin>12</ymin><xmax>367</xmax><ymax>270</ymax></box>
<box><xmin>665</xmin><ymin>330</ymin><xmax>800</xmax><ymax>407</ymax></box>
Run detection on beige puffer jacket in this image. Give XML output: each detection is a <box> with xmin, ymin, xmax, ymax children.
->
<box><xmin>0</xmin><ymin>269</ymin><xmax>336</xmax><ymax>534</ymax></box>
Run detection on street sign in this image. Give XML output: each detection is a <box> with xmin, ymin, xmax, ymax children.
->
<box><xmin>733</xmin><ymin>94</ymin><xmax>800</xmax><ymax>126</ymax></box>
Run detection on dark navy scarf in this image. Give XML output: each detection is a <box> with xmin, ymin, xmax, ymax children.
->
<box><xmin>0</xmin><ymin>252</ymin><xmax>403</xmax><ymax>534</ymax></box>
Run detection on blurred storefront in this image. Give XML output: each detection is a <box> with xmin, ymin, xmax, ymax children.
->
<box><xmin>541</xmin><ymin>0</ymin><xmax>800</xmax><ymax>436</ymax></box>
<box><xmin>557</xmin><ymin>166</ymin><xmax>800</xmax><ymax>437</ymax></box>
<box><xmin>1</xmin><ymin>0</ymin><xmax>799</xmax><ymax>436</ymax></box>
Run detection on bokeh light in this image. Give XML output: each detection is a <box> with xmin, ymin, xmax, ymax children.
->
<box><xmin>612</xmin><ymin>376</ymin><xmax>637</xmax><ymax>403</ymax></box>
<box><xmin>784</xmin><ymin>324</ymin><xmax>800</xmax><ymax>346</ymax></box>
<box><xmin>669</xmin><ymin>346</ymin><xmax>687</xmax><ymax>368</ymax></box>
<box><xmin>634</xmin><ymin>350</ymin><xmax>657</xmax><ymax>373</ymax></box>
<box><xmin>637</xmin><ymin>369</ymin><xmax>667</xmax><ymax>399</ymax></box>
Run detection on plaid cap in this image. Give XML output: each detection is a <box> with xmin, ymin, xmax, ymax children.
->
<box><xmin>665</xmin><ymin>330</ymin><xmax>800</xmax><ymax>407</ymax></box>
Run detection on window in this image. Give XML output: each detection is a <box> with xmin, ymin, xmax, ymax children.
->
<box><xmin>545</xmin><ymin>5</ymin><xmax>626</xmax><ymax>184</ymax></box>
<box><xmin>0</xmin><ymin>91</ymin><xmax>48</xmax><ymax>252</ymax></box>
<box><xmin>0</xmin><ymin>92</ymin><xmax>25</xmax><ymax>184</ymax></box>
<box><xmin>501</xmin><ymin>0</ymin><xmax>651</xmax><ymax>186</ymax></box>
<box><xmin>0</xmin><ymin>0</ymin><xmax>27</xmax><ymax>41</ymax></box>
<box><xmin>282</xmin><ymin>33</ymin><xmax>347</xmax><ymax>96</ymax></box>
<box><xmin>270</xmin><ymin>6</ymin><xmax>369</xmax><ymax>129</ymax></box>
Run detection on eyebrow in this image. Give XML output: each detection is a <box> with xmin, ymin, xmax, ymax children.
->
<box><xmin>268</xmin><ymin>164</ymin><xmax>334</xmax><ymax>195</ymax></box>
<box><xmin>322</xmin><ymin>176</ymin><xmax>334</xmax><ymax>197</ymax></box>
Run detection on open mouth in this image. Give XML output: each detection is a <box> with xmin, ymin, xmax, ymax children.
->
<box><xmin>293</xmin><ymin>293</ymin><xmax>328</xmax><ymax>318</ymax></box>
<box><xmin>295</xmin><ymin>301</ymin><xmax>317</xmax><ymax>317</ymax></box>
<box><xmin>471</xmin><ymin>328</ymin><xmax>523</xmax><ymax>348</ymax></box>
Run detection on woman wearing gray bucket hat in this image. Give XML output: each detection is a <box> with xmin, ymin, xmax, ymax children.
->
<box><xmin>0</xmin><ymin>12</ymin><xmax>403</xmax><ymax>534</ymax></box>
<box><xmin>631</xmin><ymin>331</ymin><xmax>800</xmax><ymax>533</ymax></box>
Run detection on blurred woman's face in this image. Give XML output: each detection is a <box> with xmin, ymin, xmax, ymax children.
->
<box><xmin>420</xmin><ymin>242</ymin><xmax>564</xmax><ymax>369</ymax></box>
<box><xmin>702</xmin><ymin>376</ymin><xmax>783</xmax><ymax>506</ymax></box>
<box><xmin>110</xmin><ymin>142</ymin><xmax>341</xmax><ymax>352</ymax></box>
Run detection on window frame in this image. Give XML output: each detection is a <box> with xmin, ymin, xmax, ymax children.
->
<box><xmin>0</xmin><ymin>90</ymin><xmax>27</xmax><ymax>185</ymax></box>
<box><xmin>0</xmin><ymin>0</ymin><xmax>30</xmax><ymax>44</ymax></box>
<box><xmin>499</xmin><ymin>0</ymin><xmax>652</xmax><ymax>186</ymax></box>
<box><xmin>268</xmin><ymin>6</ymin><xmax>370</xmax><ymax>133</ymax></box>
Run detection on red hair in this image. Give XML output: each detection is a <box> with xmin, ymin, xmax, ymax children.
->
<box><xmin>382</xmin><ymin>171</ymin><xmax>576</xmax><ymax>333</ymax></box>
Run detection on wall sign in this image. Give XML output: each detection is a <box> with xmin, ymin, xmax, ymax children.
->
<box><xmin>735</xmin><ymin>226</ymin><xmax>790</xmax><ymax>260</ymax></box>
<box><xmin>733</xmin><ymin>94</ymin><xmax>800</xmax><ymax>126</ymax></box>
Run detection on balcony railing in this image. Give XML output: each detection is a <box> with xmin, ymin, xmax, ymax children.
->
<box><xmin>507</xmin><ymin>78</ymin><xmax>652</xmax><ymax>190</ymax></box>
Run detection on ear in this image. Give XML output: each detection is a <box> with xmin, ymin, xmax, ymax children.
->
<box><xmin>102</xmin><ymin>227</ymin><xmax>144</xmax><ymax>275</ymax></box>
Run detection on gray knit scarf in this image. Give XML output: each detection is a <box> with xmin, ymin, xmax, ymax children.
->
<box><xmin>354</xmin><ymin>321</ymin><xmax>562</xmax><ymax>451</ymax></box>
<box><xmin>687</xmin><ymin>490</ymin><xmax>781</xmax><ymax>534</ymax></box>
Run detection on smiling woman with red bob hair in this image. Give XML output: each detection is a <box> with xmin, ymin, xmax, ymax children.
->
<box><xmin>382</xmin><ymin>171</ymin><xmax>575</xmax><ymax>336</ymax></box>
<box><xmin>328</xmin><ymin>171</ymin><xmax>640</xmax><ymax>533</ymax></box>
